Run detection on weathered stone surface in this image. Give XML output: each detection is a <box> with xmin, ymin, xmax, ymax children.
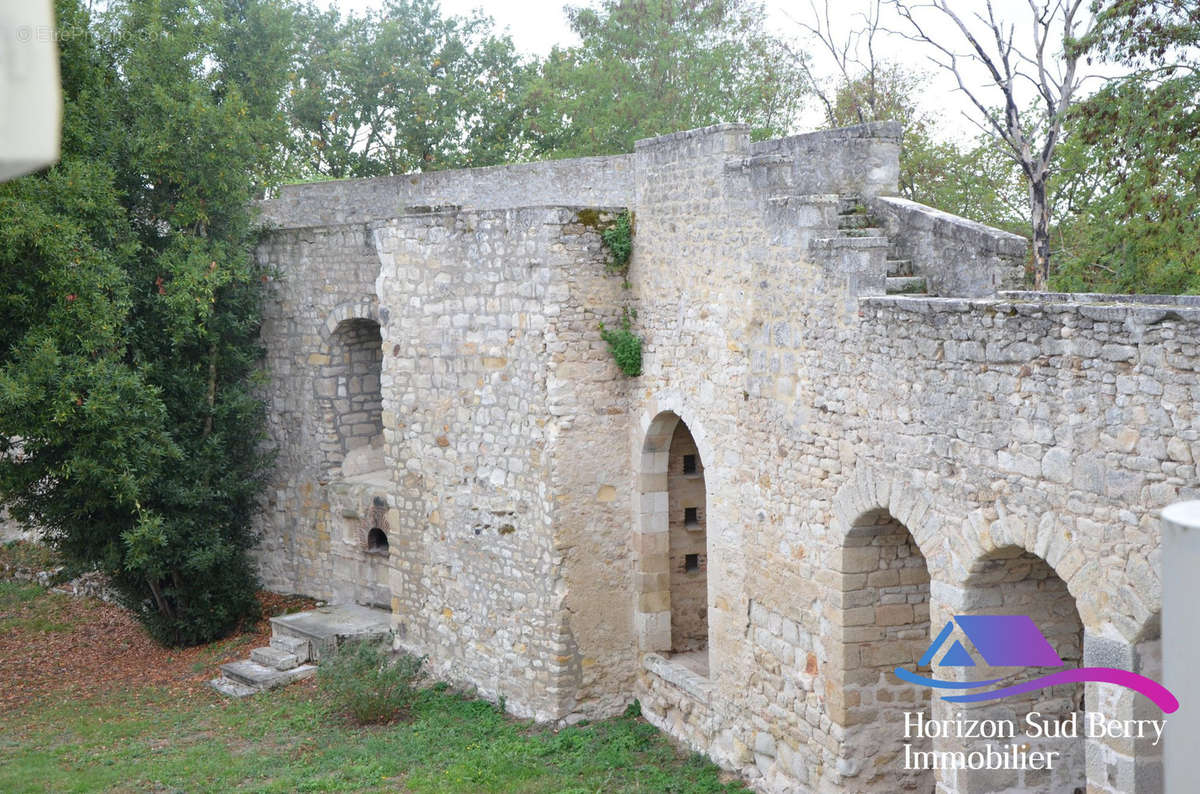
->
<box><xmin>250</xmin><ymin>121</ymin><xmax>1185</xmax><ymax>794</ymax></box>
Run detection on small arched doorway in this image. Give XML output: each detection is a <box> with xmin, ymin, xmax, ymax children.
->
<box><xmin>633</xmin><ymin>411</ymin><xmax>710</xmax><ymax>676</ymax></box>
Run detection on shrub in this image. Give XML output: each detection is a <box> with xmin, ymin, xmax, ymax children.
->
<box><xmin>321</xmin><ymin>640</ymin><xmax>427</xmax><ymax>725</ymax></box>
<box><xmin>601</xmin><ymin>210</ymin><xmax>633</xmax><ymax>274</ymax></box>
<box><xmin>599</xmin><ymin>309</ymin><xmax>643</xmax><ymax>377</ymax></box>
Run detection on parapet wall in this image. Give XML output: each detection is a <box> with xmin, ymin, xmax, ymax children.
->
<box><xmin>259</xmin><ymin>154</ymin><xmax>634</xmax><ymax>229</ymax></box>
<box><xmin>869</xmin><ymin>195</ymin><xmax>1027</xmax><ymax>296</ymax></box>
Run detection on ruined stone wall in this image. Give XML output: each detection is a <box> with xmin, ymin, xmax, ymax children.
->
<box><xmin>868</xmin><ymin>195</ymin><xmax>1027</xmax><ymax>297</ymax></box>
<box><xmin>253</xmin><ymin>224</ymin><xmax>381</xmax><ymax>596</ymax></box>
<box><xmin>625</xmin><ymin>123</ymin><xmax>1195</xmax><ymax>794</ymax></box>
<box><xmin>259</xmin><ymin>154</ymin><xmax>633</xmax><ymax>229</ymax></box>
<box><xmin>369</xmin><ymin>205</ymin><xmax>633</xmax><ymax>722</ymax></box>
<box><xmin>254</xmin><ymin>120</ymin><xmax>1196</xmax><ymax>793</ymax></box>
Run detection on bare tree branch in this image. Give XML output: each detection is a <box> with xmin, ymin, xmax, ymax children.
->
<box><xmin>888</xmin><ymin>0</ymin><xmax>1098</xmax><ymax>287</ymax></box>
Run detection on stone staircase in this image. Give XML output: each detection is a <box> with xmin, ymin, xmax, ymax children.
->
<box><xmin>209</xmin><ymin>602</ymin><xmax>391</xmax><ymax>698</ymax></box>
<box><xmin>835</xmin><ymin>195</ymin><xmax>927</xmax><ymax>296</ymax></box>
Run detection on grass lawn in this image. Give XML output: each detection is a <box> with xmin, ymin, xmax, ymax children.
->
<box><xmin>0</xmin><ymin>572</ymin><xmax>747</xmax><ymax>793</ymax></box>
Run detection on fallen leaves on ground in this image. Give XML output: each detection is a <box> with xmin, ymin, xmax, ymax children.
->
<box><xmin>0</xmin><ymin>585</ymin><xmax>316</xmax><ymax>712</ymax></box>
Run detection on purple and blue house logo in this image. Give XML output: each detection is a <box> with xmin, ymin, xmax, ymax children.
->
<box><xmin>893</xmin><ymin>615</ymin><xmax>1179</xmax><ymax>713</ymax></box>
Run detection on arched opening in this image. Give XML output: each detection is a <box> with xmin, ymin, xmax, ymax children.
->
<box><xmin>955</xmin><ymin>547</ymin><xmax>1086</xmax><ymax>793</ymax></box>
<box><xmin>633</xmin><ymin>410</ymin><xmax>711</xmax><ymax>677</ymax></box>
<box><xmin>320</xmin><ymin>317</ymin><xmax>384</xmax><ymax>477</ymax></box>
<box><xmin>667</xmin><ymin>420</ymin><xmax>707</xmax><ymax>664</ymax></box>
<box><xmin>837</xmin><ymin>509</ymin><xmax>932</xmax><ymax>792</ymax></box>
<box><xmin>366</xmin><ymin>527</ymin><xmax>389</xmax><ymax>555</ymax></box>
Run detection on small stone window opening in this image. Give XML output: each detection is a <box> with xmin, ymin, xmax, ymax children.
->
<box><xmin>685</xmin><ymin>553</ymin><xmax>700</xmax><ymax>573</ymax></box>
<box><xmin>366</xmin><ymin>527</ymin><xmax>389</xmax><ymax>555</ymax></box>
<box><xmin>684</xmin><ymin>506</ymin><xmax>699</xmax><ymax>527</ymax></box>
<box><xmin>682</xmin><ymin>454</ymin><xmax>698</xmax><ymax>475</ymax></box>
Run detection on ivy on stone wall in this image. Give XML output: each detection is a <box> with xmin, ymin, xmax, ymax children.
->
<box><xmin>599</xmin><ymin>309</ymin><xmax>642</xmax><ymax>377</ymax></box>
<box><xmin>602</xmin><ymin>210</ymin><xmax>633</xmax><ymax>275</ymax></box>
<box><xmin>593</xmin><ymin>209</ymin><xmax>642</xmax><ymax>377</ymax></box>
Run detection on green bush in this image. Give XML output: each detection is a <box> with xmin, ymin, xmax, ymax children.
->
<box><xmin>601</xmin><ymin>210</ymin><xmax>633</xmax><ymax>274</ymax></box>
<box><xmin>321</xmin><ymin>640</ymin><xmax>427</xmax><ymax>725</ymax></box>
<box><xmin>598</xmin><ymin>310</ymin><xmax>643</xmax><ymax>377</ymax></box>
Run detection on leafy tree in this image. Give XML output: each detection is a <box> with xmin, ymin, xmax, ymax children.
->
<box><xmin>285</xmin><ymin>0</ymin><xmax>532</xmax><ymax>178</ymax></box>
<box><xmin>1050</xmin><ymin>0</ymin><xmax>1200</xmax><ymax>293</ymax></box>
<box><xmin>524</xmin><ymin>0</ymin><xmax>808</xmax><ymax>158</ymax></box>
<box><xmin>0</xmin><ymin>0</ymin><xmax>286</xmax><ymax>645</ymax></box>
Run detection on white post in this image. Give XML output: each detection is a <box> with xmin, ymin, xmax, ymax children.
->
<box><xmin>1163</xmin><ymin>500</ymin><xmax>1200</xmax><ymax>793</ymax></box>
<box><xmin>1</xmin><ymin>1</ymin><xmax>62</xmax><ymax>181</ymax></box>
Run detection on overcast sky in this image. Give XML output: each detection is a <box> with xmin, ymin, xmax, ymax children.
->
<box><xmin>319</xmin><ymin>0</ymin><xmax>1109</xmax><ymax>143</ymax></box>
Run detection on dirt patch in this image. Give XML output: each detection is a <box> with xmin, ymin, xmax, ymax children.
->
<box><xmin>0</xmin><ymin>586</ymin><xmax>317</xmax><ymax>713</ymax></box>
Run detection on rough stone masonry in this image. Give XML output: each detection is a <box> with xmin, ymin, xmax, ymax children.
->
<box><xmin>253</xmin><ymin>121</ymin><xmax>1197</xmax><ymax>793</ymax></box>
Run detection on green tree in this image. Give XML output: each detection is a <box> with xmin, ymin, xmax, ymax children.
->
<box><xmin>0</xmin><ymin>0</ymin><xmax>287</xmax><ymax>645</ymax></box>
<box><xmin>285</xmin><ymin>0</ymin><xmax>532</xmax><ymax>178</ymax></box>
<box><xmin>1050</xmin><ymin>0</ymin><xmax>1200</xmax><ymax>293</ymax></box>
<box><xmin>524</xmin><ymin>0</ymin><xmax>807</xmax><ymax>158</ymax></box>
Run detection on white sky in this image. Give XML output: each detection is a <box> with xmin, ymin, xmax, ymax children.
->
<box><xmin>321</xmin><ymin>0</ymin><xmax>1110</xmax><ymax>143</ymax></box>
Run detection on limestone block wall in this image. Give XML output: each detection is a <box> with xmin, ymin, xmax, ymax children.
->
<box><xmin>259</xmin><ymin>154</ymin><xmax>633</xmax><ymax>229</ymax></box>
<box><xmin>625</xmin><ymin>123</ymin><xmax>1196</xmax><ymax>793</ymax></box>
<box><xmin>254</xmin><ymin>119</ymin><xmax>1197</xmax><ymax>793</ymax></box>
<box><xmin>868</xmin><ymin>195</ymin><xmax>1028</xmax><ymax>297</ymax></box>
<box><xmin>253</xmin><ymin>224</ymin><xmax>382</xmax><ymax>596</ymax></box>
<box><xmin>370</xmin><ymin>205</ymin><xmax>633</xmax><ymax>722</ymax></box>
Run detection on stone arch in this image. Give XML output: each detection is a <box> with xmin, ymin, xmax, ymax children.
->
<box><xmin>632</xmin><ymin>400</ymin><xmax>716</xmax><ymax>676</ymax></box>
<box><xmin>943</xmin><ymin>544</ymin><xmax>1087</xmax><ymax>794</ymax></box>
<box><xmin>315</xmin><ymin>299</ymin><xmax>384</xmax><ymax>477</ymax></box>
<box><xmin>831</xmin><ymin>505</ymin><xmax>934</xmax><ymax>792</ymax></box>
<box><xmin>830</xmin><ymin>466</ymin><xmax>945</xmax><ymax>578</ymax></box>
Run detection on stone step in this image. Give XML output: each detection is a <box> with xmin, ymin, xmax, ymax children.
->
<box><xmin>208</xmin><ymin>675</ymin><xmax>259</xmax><ymax>698</ymax></box>
<box><xmin>840</xmin><ymin>227</ymin><xmax>886</xmax><ymax>238</ymax></box>
<box><xmin>219</xmin><ymin>659</ymin><xmax>317</xmax><ymax>690</ymax></box>
<box><xmin>270</xmin><ymin>633</ymin><xmax>311</xmax><ymax>662</ymax></box>
<box><xmin>837</xmin><ymin>195</ymin><xmax>863</xmax><ymax>214</ymax></box>
<box><xmin>886</xmin><ymin>276</ymin><xmax>927</xmax><ymax>294</ymax></box>
<box><xmin>269</xmin><ymin>603</ymin><xmax>391</xmax><ymax>663</ymax></box>
<box><xmin>251</xmin><ymin>645</ymin><xmax>300</xmax><ymax>671</ymax></box>
<box><xmin>836</xmin><ymin>213</ymin><xmax>875</xmax><ymax>229</ymax></box>
<box><xmin>887</xmin><ymin>258</ymin><xmax>914</xmax><ymax>277</ymax></box>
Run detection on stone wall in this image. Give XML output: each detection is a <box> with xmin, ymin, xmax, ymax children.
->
<box><xmin>868</xmin><ymin>195</ymin><xmax>1028</xmax><ymax>297</ymax></box>
<box><xmin>255</xmin><ymin>121</ymin><xmax>1195</xmax><ymax>793</ymax></box>
<box><xmin>259</xmin><ymin>154</ymin><xmax>633</xmax><ymax>229</ymax></box>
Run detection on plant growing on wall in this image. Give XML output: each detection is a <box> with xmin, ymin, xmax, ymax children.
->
<box><xmin>601</xmin><ymin>210</ymin><xmax>633</xmax><ymax>275</ymax></box>
<box><xmin>593</xmin><ymin>209</ymin><xmax>642</xmax><ymax>377</ymax></box>
<box><xmin>598</xmin><ymin>309</ymin><xmax>642</xmax><ymax>377</ymax></box>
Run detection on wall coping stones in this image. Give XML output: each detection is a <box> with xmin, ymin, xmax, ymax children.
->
<box><xmin>1000</xmin><ymin>290</ymin><xmax>1200</xmax><ymax>307</ymax></box>
<box><xmin>634</xmin><ymin>122</ymin><xmax>751</xmax><ymax>150</ymax></box>
<box><xmin>642</xmin><ymin>653</ymin><xmax>714</xmax><ymax>705</ymax></box>
<box><xmin>258</xmin><ymin>153</ymin><xmax>634</xmax><ymax>229</ymax></box>
<box><xmin>750</xmin><ymin>121</ymin><xmax>903</xmax><ymax>151</ymax></box>
<box><xmin>869</xmin><ymin>196</ymin><xmax>1028</xmax><ymax>256</ymax></box>
<box><xmin>861</xmin><ymin>294</ymin><xmax>1200</xmax><ymax>324</ymax></box>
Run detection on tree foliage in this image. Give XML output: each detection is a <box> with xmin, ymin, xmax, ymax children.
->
<box><xmin>0</xmin><ymin>0</ymin><xmax>285</xmax><ymax>645</ymax></box>
<box><xmin>523</xmin><ymin>0</ymin><xmax>808</xmax><ymax>158</ymax></box>
<box><xmin>284</xmin><ymin>0</ymin><xmax>532</xmax><ymax>178</ymax></box>
<box><xmin>1050</xmin><ymin>0</ymin><xmax>1200</xmax><ymax>293</ymax></box>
